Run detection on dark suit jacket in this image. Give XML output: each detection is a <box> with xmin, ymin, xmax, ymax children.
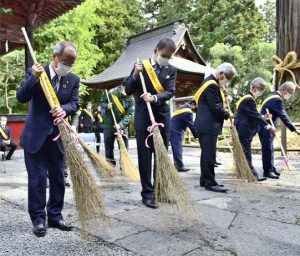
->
<box><xmin>194</xmin><ymin>74</ymin><xmax>229</xmax><ymax>136</ymax></box>
<box><xmin>234</xmin><ymin>90</ymin><xmax>268</xmax><ymax>138</ymax></box>
<box><xmin>79</xmin><ymin>109</ymin><xmax>94</xmax><ymax>129</ymax></box>
<box><xmin>259</xmin><ymin>92</ymin><xmax>296</xmax><ymax>136</ymax></box>
<box><xmin>125</xmin><ymin>59</ymin><xmax>176</xmax><ymax>131</ymax></box>
<box><xmin>17</xmin><ymin>64</ymin><xmax>79</xmax><ymax>154</ymax></box>
<box><xmin>0</xmin><ymin>126</ymin><xmax>11</xmax><ymax>141</ymax></box>
<box><xmin>171</xmin><ymin>104</ymin><xmax>197</xmax><ymax>137</ymax></box>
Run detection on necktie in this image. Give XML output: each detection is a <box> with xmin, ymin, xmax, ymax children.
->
<box><xmin>153</xmin><ymin>64</ymin><xmax>160</xmax><ymax>75</ymax></box>
<box><xmin>51</xmin><ymin>75</ymin><xmax>58</xmax><ymax>92</ymax></box>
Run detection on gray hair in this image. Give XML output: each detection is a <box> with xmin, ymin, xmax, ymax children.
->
<box><xmin>215</xmin><ymin>62</ymin><xmax>238</xmax><ymax>77</ymax></box>
<box><xmin>250</xmin><ymin>77</ymin><xmax>266</xmax><ymax>89</ymax></box>
<box><xmin>279</xmin><ymin>81</ymin><xmax>296</xmax><ymax>91</ymax></box>
<box><xmin>53</xmin><ymin>41</ymin><xmax>77</xmax><ymax>56</ymax></box>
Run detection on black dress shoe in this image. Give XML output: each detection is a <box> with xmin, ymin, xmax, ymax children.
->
<box><xmin>5</xmin><ymin>156</ymin><xmax>11</xmax><ymax>160</ymax></box>
<box><xmin>200</xmin><ymin>182</ymin><xmax>224</xmax><ymax>187</ymax></box>
<box><xmin>205</xmin><ymin>185</ymin><xmax>228</xmax><ymax>193</ymax></box>
<box><xmin>177</xmin><ymin>167</ymin><xmax>190</xmax><ymax>172</ymax></box>
<box><xmin>273</xmin><ymin>170</ymin><xmax>281</xmax><ymax>176</ymax></box>
<box><xmin>264</xmin><ymin>172</ymin><xmax>279</xmax><ymax>179</ymax></box>
<box><xmin>33</xmin><ymin>224</ymin><xmax>46</xmax><ymax>237</ymax></box>
<box><xmin>48</xmin><ymin>220</ymin><xmax>73</xmax><ymax>231</ymax></box>
<box><xmin>142</xmin><ymin>198</ymin><xmax>158</xmax><ymax>209</ymax></box>
<box><xmin>215</xmin><ymin>161</ymin><xmax>222</xmax><ymax>165</ymax></box>
<box><xmin>256</xmin><ymin>177</ymin><xmax>267</xmax><ymax>181</ymax></box>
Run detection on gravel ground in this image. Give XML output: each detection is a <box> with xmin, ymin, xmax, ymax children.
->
<box><xmin>0</xmin><ymin>199</ymin><xmax>136</xmax><ymax>256</ymax></box>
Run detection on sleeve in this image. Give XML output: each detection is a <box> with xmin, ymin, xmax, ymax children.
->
<box><xmin>125</xmin><ymin>68</ymin><xmax>139</xmax><ymax>96</ymax></box>
<box><xmin>241</xmin><ymin>99</ymin><xmax>268</xmax><ymax>128</ymax></box>
<box><xmin>60</xmin><ymin>77</ymin><xmax>80</xmax><ymax>116</ymax></box>
<box><xmin>119</xmin><ymin>97</ymin><xmax>135</xmax><ymax>129</ymax></box>
<box><xmin>16</xmin><ymin>69</ymin><xmax>39</xmax><ymax>103</ymax></box>
<box><xmin>99</xmin><ymin>93</ymin><xmax>109</xmax><ymax>110</ymax></box>
<box><xmin>205</xmin><ymin>85</ymin><xmax>230</xmax><ymax>120</ymax></box>
<box><xmin>272</xmin><ymin>100</ymin><xmax>296</xmax><ymax>132</ymax></box>
<box><xmin>153</xmin><ymin>68</ymin><xmax>176</xmax><ymax>104</ymax></box>
<box><xmin>78</xmin><ymin>111</ymin><xmax>84</xmax><ymax>126</ymax></box>
<box><xmin>185</xmin><ymin>113</ymin><xmax>198</xmax><ymax>138</ymax></box>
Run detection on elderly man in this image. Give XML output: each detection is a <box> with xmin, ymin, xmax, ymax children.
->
<box><xmin>259</xmin><ymin>81</ymin><xmax>300</xmax><ymax>178</ymax></box>
<box><xmin>17</xmin><ymin>41</ymin><xmax>79</xmax><ymax>237</ymax></box>
<box><xmin>0</xmin><ymin>116</ymin><xmax>17</xmax><ymax>160</ymax></box>
<box><xmin>194</xmin><ymin>63</ymin><xmax>237</xmax><ymax>193</ymax></box>
<box><xmin>234</xmin><ymin>78</ymin><xmax>276</xmax><ymax>181</ymax></box>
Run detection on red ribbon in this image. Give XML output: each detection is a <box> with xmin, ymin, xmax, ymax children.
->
<box><xmin>145</xmin><ymin>122</ymin><xmax>164</xmax><ymax>148</ymax></box>
<box><xmin>114</xmin><ymin>129</ymin><xmax>127</xmax><ymax>139</ymax></box>
<box><xmin>52</xmin><ymin>111</ymin><xmax>66</xmax><ymax>141</ymax></box>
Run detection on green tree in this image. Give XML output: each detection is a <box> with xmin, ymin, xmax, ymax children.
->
<box><xmin>259</xmin><ymin>0</ymin><xmax>276</xmax><ymax>43</ymax></box>
<box><xmin>0</xmin><ymin>50</ymin><xmax>27</xmax><ymax>114</ymax></box>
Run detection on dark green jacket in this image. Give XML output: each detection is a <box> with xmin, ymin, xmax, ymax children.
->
<box><xmin>99</xmin><ymin>87</ymin><xmax>134</xmax><ymax>130</ymax></box>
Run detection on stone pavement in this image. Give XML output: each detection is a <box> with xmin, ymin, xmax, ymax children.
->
<box><xmin>0</xmin><ymin>139</ymin><xmax>300</xmax><ymax>256</ymax></box>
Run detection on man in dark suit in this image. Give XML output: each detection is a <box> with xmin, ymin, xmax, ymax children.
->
<box><xmin>0</xmin><ymin>116</ymin><xmax>17</xmax><ymax>160</ymax></box>
<box><xmin>194</xmin><ymin>63</ymin><xmax>237</xmax><ymax>193</ymax></box>
<box><xmin>170</xmin><ymin>100</ymin><xmax>197</xmax><ymax>172</ymax></box>
<box><xmin>17</xmin><ymin>41</ymin><xmax>79</xmax><ymax>237</ymax></box>
<box><xmin>125</xmin><ymin>38</ymin><xmax>176</xmax><ymax>209</ymax></box>
<box><xmin>94</xmin><ymin>105</ymin><xmax>104</xmax><ymax>153</ymax></box>
<box><xmin>234</xmin><ymin>78</ymin><xmax>275</xmax><ymax>181</ymax></box>
<box><xmin>79</xmin><ymin>101</ymin><xmax>94</xmax><ymax>133</ymax></box>
<box><xmin>259</xmin><ymin>81</ymin><xmax>300</xmax><ymax>178</ymax></box>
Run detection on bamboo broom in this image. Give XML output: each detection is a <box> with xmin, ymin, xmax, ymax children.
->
<box><xmin>104</xmin><ymin>89</ymin><xmax>139</xmax><ymax>182</ymax></box>
<box><xmin>21</xmin><ymin>27</ymin><xmax>110</xmax><ymax>236</ymax></box>
<box><xmin>266</xmin><ymin>108</ymin><xmax>295</xmax><ymax>180</ymax></box>
<box><xmin>138</xmin><ymin>59</ymin><xmax>194</xmax><ymax>219</ymax></box>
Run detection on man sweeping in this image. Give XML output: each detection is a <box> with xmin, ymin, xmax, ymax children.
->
<box><xmin>17</xmin><ymin>41</ymin><xmax>79</xmax><ymax>237</ymax></box>
<box><xmin>234</xmin><ymin>77</ymin><xmax>276</xmax><ymax>181</ymax></box>
<box><xmin>194</xmin><ymin>63</ymin><xmax>237</xmax><ymax>193</ymax></box>
<box><xmin>125</xmin><ymin>38</ymin><xmax>176</xmax><ymax>209</ymax></box>
<box><xmin>259</xmin><ymin>81</ymin><xmax>300</xmax><ymax>178</ymax></box>
<box><xmin>170</xmin><ymin>100</ymin><xmax>198</xmax><ymax>172</ymax></box>
<box><xmin>100</xmin><ymin>78</ymin><xmax>134</xmax><ymax>166</ymax></box>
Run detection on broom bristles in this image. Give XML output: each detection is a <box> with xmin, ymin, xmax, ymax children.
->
<box><xmin>117</xmin><ymin>135</ymin><xmax>140</xmax><ymax>182</ymax></box>
<box><xmin>79</xmin><ymin>140</ymin><xmax>115</xmax><ymax>178</ymax></box>
<box><xmin>58</xmin><ymin>122</ymin><xmax>109</xmax><ymax>236</ymax></box>
<box><xmin>152</xmin><ymin>127</ymin><xmax>195</xmax><ymax>221</ymax></box>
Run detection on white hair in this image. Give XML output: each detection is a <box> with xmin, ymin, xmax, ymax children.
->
<box><xmin>279</xmin><ymin>81</ymin><xmax>296</xmax><ymax>91</ymax></box>
<box><xmin>250</xmin><ymin>77</ymin><xmax>266</xmax><ymax>89</ymax></box>
<box><xmin>215</xmin><ymin>62</ymin><xmax>238</xmax><ymax>77</ymax></box>
<box><xmin>53</xmin><ymin>41</ymin><xmax>77</xmax><ymax>56</ymax></box>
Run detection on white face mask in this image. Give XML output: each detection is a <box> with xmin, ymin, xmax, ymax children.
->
<box><xmin>219</xmin><ymin>78</ymin><xmax>229</xmax><ymax>87</ymax></box>
<box><xmin>283</xmin><ymin>93</ymin><xmax>292</xmax><ymax>100</ymax></box>
<box><xmin>87</xmin><ymin>105</ymin><xmax>92</xmax><ymax>110</ymax></box>
<box><xmin>55</xmin><ymin>62</ymin><xmax>72</xmax><ymax>76</ymax></box>
<box><xmin>156</xmin><ymin>54</ymin><xmax>170</xmax><ymax>66</ymax></box>
<box><xmin>252</xmin><ymin>90</ymin><xmax>263</xmax><ymax>99</ymax></box>
<box><xmin>0</xmin><ymin>121</ymin><xmax>6</xmax><ymax>126</ymax></box>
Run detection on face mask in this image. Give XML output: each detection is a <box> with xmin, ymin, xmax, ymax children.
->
<box><xmin>283</xmin><ymin>93</ymin><xmax>292</xmax><ymax>100</ymax></box>
<box><xmin>252</xmin><ymin>90</ymin><xmax>263</xmax><ymax>99</ymax></box>
<box><xmin>219</xmin><ymin>78</ymin><xmax>229</xmax><ymax>87</ymax></box>
<box><xmin>156</xmin><ymin>54</ymin><xmax>170</xmax><ymax>66</ymax></box>
<box><xmin>87</xmin><ymin>105</ymin><xmax>92</xmax><ymax>110</ymax></box>
<box><xmin>0</xmin><ymin>121</ymin><xmax>6</xmax><ymax>126</ymax></box>
<box><xmin>55</xmin><ymin>62</ymin><xmax>72</xmax><ymax>76</ymax></box>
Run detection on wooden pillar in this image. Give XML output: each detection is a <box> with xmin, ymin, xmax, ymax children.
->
<box><xmin>24</xmin><ymin>26</ymin><xmax>34</xmax><ymax>72</ymax></box>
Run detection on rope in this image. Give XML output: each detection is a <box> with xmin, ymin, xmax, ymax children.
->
<box><xmin>145</xmin><ymin>122</ymin><xmax>164</xmax><ymax>148</ymax></box>
<box><xmin>272</xmin><ymin>51</ymin><xmax>300</xmax><ymax>89</ymax></box>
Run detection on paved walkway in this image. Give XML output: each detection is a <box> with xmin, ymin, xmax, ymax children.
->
<box><xmin>0</xmin><ymin>140</ymin><xmax>300</xmax><ymax>256</ymax></box>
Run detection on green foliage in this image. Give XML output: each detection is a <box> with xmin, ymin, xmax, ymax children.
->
<box><xmin>258</xmin><ymin>0</ymin><xmax>276</xmax><ymax>43</ymax></box>
<box><xmin>0</xmin><ymin>50</ymin><xmax>27</xmax><ymax>114</ymax></box>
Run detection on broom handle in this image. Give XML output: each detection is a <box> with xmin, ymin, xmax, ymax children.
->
<box><xmin>105</xmin><ymin>89</ymin><xmax>118</xmax><ymax>127</ymax></box>
<box><xmin>223</xmin><ymin>89</ymin><xmax>234</xmax><ymax>125</ymax></box>
<box><xmin>137</xmin><ymin>59</ymin><xmax>156</xmax><ymax>123</ymax></box>
<box><xmin>21</xmin><ymin>27</ymin><xmax>56</xmax><ymax>109</ymax></box>
<box><xmin>266</xmin><ymin>108</ymin><xmax>288</xmax><ymax>160</ymax></box>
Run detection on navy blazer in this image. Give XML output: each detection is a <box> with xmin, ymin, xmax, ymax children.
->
<box><xmin>259</xmin><ymin>92</ymin><xmax>296</xmax><ymax>135</ymax></box>
<box><xmin>194</xmin><ymin>74</ymin><xmax>229</xmax><ymax>136</ymax></box>
<box><xmin>234</xmin><ymin>91</ymin><xmax>268</xmax><ymax>138</ymax></box>
<box><xmin>125</xmin><ymin>60</ymin><xmax>176</xmax><ymax>131</ymax></box>
<box><xmin>0</xmin><ymin>126</ymin><xmax>11</xmax><ymax>141</ymax></box>
<box><xmin>171</xmin><ymin>104</ymin><xmax>197</xmax><ymax>137</ymax></box>
<box><xmin>17</xmin><ymin>64</ymin><xmax>79</xmax><ymax>154</ymax></box>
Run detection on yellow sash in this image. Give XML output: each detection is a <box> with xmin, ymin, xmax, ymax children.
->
<box><xmin>260</xmin><ymin>95</ymin><xmax>282</xmax><ymax>111</ymax></box>
<box><xmin>83</xmin><ymin>109</ymin><xmax>94</xmax><ymax>121</ymax></box>
<box><xmin>194</xmin><ymin>80</ymin><xmax>225</xmax><ymax>103</ymax></box>
<box><xmin>172</xmin><ymin>108</ymin><xmax>192</xmax><ymax>117</ymax></box>
<box><xmin>142</xmin><ymin>59</ymin><xmax>165</xmax><ymax>93</ymax></box>
<box><xmin>0</xmin><ymin>127</ymin><xmax>8</xmax><ymax>140</ymax></box>
<box><xmin>97</xmin><ymin>113</ymin><xmax>103</xmax><ymax>123</ymax></box>
<box><xmin>40</xmin><ymin>72</ymin><xmax>60</xmax><ymax>107</ymax></box>
<box><xmin>236</xmin><ymin>94</ymin><xmax>256</xmax><ymax>110</ymax></box>
<box><xmin>110</xmin><ymin>91</ymin><xmax>126</xmax><ymax>115</ymax></box>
